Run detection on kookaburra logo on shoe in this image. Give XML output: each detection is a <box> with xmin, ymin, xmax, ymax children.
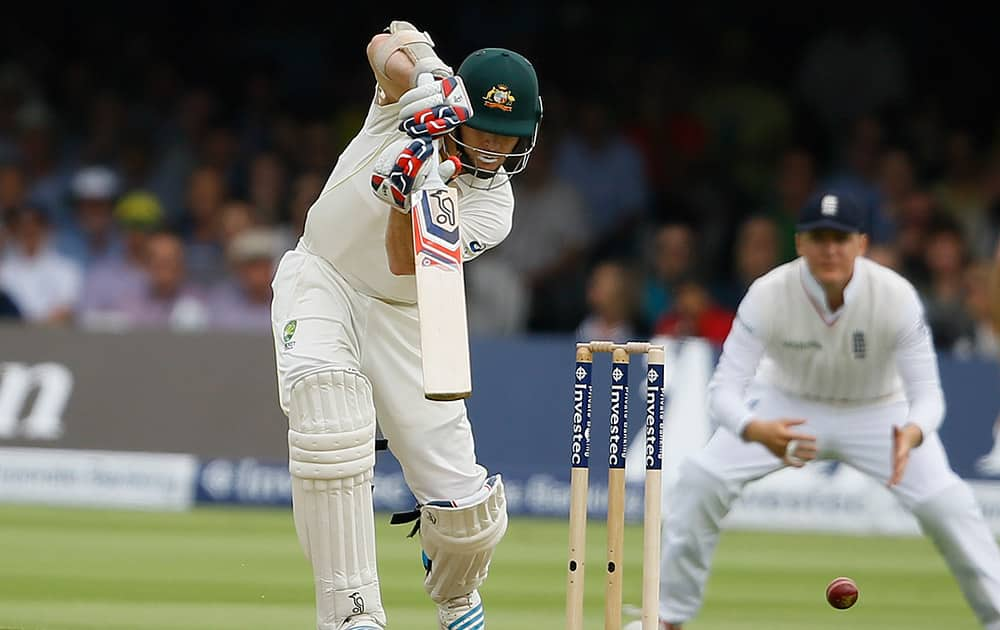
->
<box><xmin>349</xmin><ymin>592</ymin><xmax>365</xmax><ymax>614</ymax></box>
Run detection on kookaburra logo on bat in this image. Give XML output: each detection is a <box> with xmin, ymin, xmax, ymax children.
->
<box><xmin>430</xmin><ymin>190</ymin><xmax>456</xmax><ymax>227</ymax></box>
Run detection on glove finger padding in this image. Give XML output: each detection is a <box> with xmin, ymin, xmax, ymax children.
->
<box><xmin>371</xmin><ymin>138</ymin><xmax>462</xmax><ymax>212</ymax></box>
<box><xmin>398</xmin><ymin>76</ymin><xmax>472</xmax><ymax>123</ymax></box>
<box><xmin>400</xmin><ymin>104</ymin><xmax>471</xmax><ymax>138</ymax></box>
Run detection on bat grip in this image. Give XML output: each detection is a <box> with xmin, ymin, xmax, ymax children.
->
<box><xmin>415</xmin><ymin>72</ymin><xmax>445</xmax><ymax>189</ymax></box>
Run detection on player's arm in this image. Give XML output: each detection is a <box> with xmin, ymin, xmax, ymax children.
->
<box><xmin>386</xmin><ymin>210</ymin><xmax>415</xmax><ymax>275</ymax></box>
<box><xmin>708</xmin><ymin>285</ymin><xmax>817</xmax><ymax>464</ymax></box>
<box><xmin>366</xmin><ymin>21</ymin><xmax>452</xmax><ymax>106</ymax></box>
<box><xmin>888</xmin><ymin>287</ymin><xmax>945</xmax><ymax>485</ymax></box>
<box><xmin>893</xmin><ymin>294</ymin><xmax>946</xmax><ymax>444</ymax></box>
<box><xmin>706</xmin><ymin>312</ymin><xmax>766</xmax><ymax>437</ymax></box>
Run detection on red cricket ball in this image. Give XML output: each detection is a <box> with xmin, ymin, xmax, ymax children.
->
<box><xmin>826</xmin><ymin>576</ymin><xmax>859</xmax><ymax>609</ymax></box>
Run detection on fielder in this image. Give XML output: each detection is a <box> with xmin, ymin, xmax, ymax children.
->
<box><xmin>656</xmin><ymin>193</ymin><xmax>1000</xmax><ymax>629</ymax></box>
<box><xmin>269</xmin><ymin>21</ymin><xmax>541</xmax><ymax>630</ymax></box>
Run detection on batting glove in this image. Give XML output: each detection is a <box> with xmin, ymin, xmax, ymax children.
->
<box><xmin>399</xmin><ymin>103</ymin><xmax>471</xmax><ymax>138</ymax></box>
<box><xmin>397</xmin><ymin>76</ymin><xmax>472</xmax><ymax>127</ymax></box>
<box><xmin>371</xmin><ymin>137</ymin><xmax>462</xmax><ymax>213</ymax></box>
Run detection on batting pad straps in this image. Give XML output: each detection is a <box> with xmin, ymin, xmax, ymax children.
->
<box><xmin>374</xmin><ymin>21</ymin><xmax>452</xmax><ymax>88</ymax></box>
<box><xmin>420</xmin><ymin>475</ymin><xmax>509</xmax><ymax>603</ymax></box>
<box><xmin>288</xmin><ymin>427</ymin><xmax>374</xmax><ymax>480</ymax></box>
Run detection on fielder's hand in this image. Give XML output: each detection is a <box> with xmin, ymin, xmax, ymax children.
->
<box><xmin>889</xmin><ymin>423</ymin><xmax>924</xmax><ymax>487</ymax></box>
<box><xmin>397</xmin><ymin>75</ymin><xmax>472</xmax><ymax>128</ymax></box>
<box><xmin>742</xmin><ymin>418</ymin><xmax>817</xmax><ymax>467</ymax></box>
<box><xmin>371</xmin><ymin>137</ymin><xmax>461</xmax><ymax>212</ymax></box>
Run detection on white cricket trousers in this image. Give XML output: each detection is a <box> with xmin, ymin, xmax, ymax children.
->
<box><xmin>661</xmin><ymin>386</ymin><xmax>1000</xmax><ymax>629</ymax></box>
<box><xmin>270</xmin><ymin>246</ymin><xmax>487</xmax><ymax>503</ymax></box>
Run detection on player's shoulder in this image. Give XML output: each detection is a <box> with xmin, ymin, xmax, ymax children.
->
<box><xmin>858</xmin><ymin>256</ymin><xmax>918</xmax><ymax>299</ymax></box>
<box><xmin>456</xmin><ymin>175</ymin><xmax>514</xmax><ymax>208</ymax></box>
<box><xmin>746</xmin><ymin>258</ymin><xmax>800</xmax><ymax>296</ymax></box>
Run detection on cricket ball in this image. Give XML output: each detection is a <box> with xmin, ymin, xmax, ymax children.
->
<box><xmin>826</xmin><ymin>576</ymin><xmax>859</xmax><ymax>609</ymax></box>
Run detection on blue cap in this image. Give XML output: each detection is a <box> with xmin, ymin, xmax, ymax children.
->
<box><xmin>796</xmin><ymin>193</ymin><xmax>866</xmax><ymax>234</ymax></box>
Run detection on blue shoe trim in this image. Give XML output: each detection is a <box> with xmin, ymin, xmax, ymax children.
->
<box><xmin>450</xmin><ymin>603</ymin><xmax>484</xmax><ymax>630</ymax></box>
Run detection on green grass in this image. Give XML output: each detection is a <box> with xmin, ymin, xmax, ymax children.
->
<box><xmin>0</xmin><ymin>505</ymin><xmax>978</xmax><ymax>629</ymax></box>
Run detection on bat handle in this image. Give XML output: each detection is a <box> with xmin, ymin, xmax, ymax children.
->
<box><xmin>414</xmin><ymin>73</ymin><xmax>444</xmax><ymax>188</ymax></box>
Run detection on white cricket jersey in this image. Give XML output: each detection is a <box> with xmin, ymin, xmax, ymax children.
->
<box><xmin>300</xmin><ymin>87</ymin><xmax>514</xmax><ymax>304</ymax></box>
<box><xmin>709</xmin><ymin>256</ymin><xmax>945</xmax><ymax>438</ymax></box>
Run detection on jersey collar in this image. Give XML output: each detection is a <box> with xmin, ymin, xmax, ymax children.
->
<box><xmin>799</xmin><ymin>257</ymin><xmax>860</xmax><ymax>325</ymax></box>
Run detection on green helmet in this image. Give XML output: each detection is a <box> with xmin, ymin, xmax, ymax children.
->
<box><xmin>458</xmin><ymin>48</ymin><xmax>542</xmax><ymax>138</ymax></box>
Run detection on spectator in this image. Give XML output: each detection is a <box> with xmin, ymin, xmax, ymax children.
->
<box><xmin>576</xmin><ymin>260</ymin><xmax>640</xmax><ymax>343</ymax></box>
<box><xmin>247</xmin><ymin>151</ymin><xmax>287</xmax><ymax>225</ymax></box>
<box><xmin>919</xmin><ymin>217</ymin><xmax>974</xmax><ymax>351</ymax></box>
<box><xmin>873</xmin><ymin>148</ymin><xmax>918</xmax><ymax>243</ymax></box>
<box><xmin>58</xmin><ymin>165</ymin><xmax>123</xmax><ymax>267</ymax></box>
<box><xmin>866</xmin><ymin>242</ymin><xmax>903</xmax><ymax>271</ymax></box>
<box><xmin>934</xmin><ymin>129</ymin><xmax>989</xmax><ymax>255</ymax></box>
<box><xmin>282</xmin><ymin>170</ymin><xmax>324</xmax><ymax>248</ymax></box>
<box><xmin>985</xmin><ymin>151</ymin><xmax>1000</xmax><ymax>249</ymax></box>
<box><xmin>178</xmin><ymin>165</ymin><xmax>228</xmax><ymax>286</ymax></box>
<box><xmin>218</xmin><ymin>200</ymin><xmax>256</xmax><ymax>250</ymax></box>
<box><xmin>555</xmin><ymin>101</ymin><xmax>649</xmax><ymax>258</ymax></box>
<box><xmin>117</xmin><ymin>231</ymin><xmax>208</xmax><ymax>330</ymax></box>
<box><xmin>499</xmin><ymin>139</ymin><xmax>591</xmax><ymax>331</ymax></box>
<box><xmin>466</xmin><ymin>252</ymin><xmax>529</xmax><ymax>337</ymax></box>
<box><xmin>714</xmin><ymin>215</ymin><xmax>781</xmax><ymax>311</ymax></box>
<box><xmin>207</xmin><ymin>227</ymin><xmax>277</xmax><ymax>331</ymax></box>
<box><xmin>0</xmin><ymin>196</ymin><xmax>19</xmax><ymax>320</ymax></box>
<box><xmin>77</xmin><ymin>191</ymin><xmax>164</xmax><ymax>329</ymax></box>
<box><xmin>823</xmin><ymin>115</ymin><xmax>885</xmax><ymax>220</ymax></box>
<box><xmin>896</xmin><ymin>190</ymin><xmax>937</xmax><ymax>285</ymax></box>
<box><xmin>654</xmin><ymin>280</ymin><xmax>734</xmax><ymax>346</ymax></box>
<box><xmin>642</xmin><ymin>222</ymin><xmax>696</xmax><ymax>326</ymax></box>
<box><xmin>953</xmin><ymin>261</ymin><xmax>999</xmax><ymax>359</ymax></box>
<box><xmin>767</xmin><ymin>147</ymin><xmax>817</xmax><ymax>262</ymax></box>
<box><xmin>0</xmin><ymin>205</ymin><xmax>82</xmax><ymax>324</ymax></box>
<box><xmin>151</xmin><ymin>88</ymin><xmax>218</xmax><ymax>219</ymax></box>
<box><xmin>0</xmin><ymin>161</ymin><xmax>27</xmax><ymax>213</ymax></box>
<box><xmin>17</xmin><ymin>104</ymin><xmax>70</xmax><ymax>227</ymax></box>
<box><xmin>994</xmin><ymin>242</ymin><xmax>1000</xmax><ymax>337</ymax></box>
<box><xmin>298</xmin><ymin>121</ymin><xmax>337</xmax><ymax>174</ymax></box>
<box><xmin>77</xmin><ymin>90</ymin><xmax>127</xmax><ymax>165</ymax></box>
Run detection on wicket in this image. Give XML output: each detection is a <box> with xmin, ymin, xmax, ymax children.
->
<box><xmin>567</xmin><ymin>341</ymin><xmax>666</xmax><ymax>630</ymax></box>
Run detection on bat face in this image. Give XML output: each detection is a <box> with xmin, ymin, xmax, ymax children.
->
<box><xmin>412</xmin><ymin>188</ymin><xmax>461</xmax><ymax>270</ymax></box>
<box><xmin>411</xmin><ymin>184</ymin><xmax>471</xmax><ymax>400</ymax></box>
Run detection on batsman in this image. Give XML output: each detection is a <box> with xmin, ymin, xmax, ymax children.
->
<box><xmin>269</xmin><ymin>20</ymin><xmax>542</xmax><ymax>630</ymax></box>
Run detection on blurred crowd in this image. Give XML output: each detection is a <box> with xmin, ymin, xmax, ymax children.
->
<box><xmin>0</xmin><ymin>9</ymin><xmax>999</xmax><ymax>359</ymax></box>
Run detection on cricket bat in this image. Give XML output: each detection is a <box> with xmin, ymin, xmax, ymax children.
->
<box><xmin>410</xmin><ymin>135</ymin><xmax>472</xmax><ymax>401</ymax></box>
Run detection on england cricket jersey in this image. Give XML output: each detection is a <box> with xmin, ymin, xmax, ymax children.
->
<box><xmin>300</xmin><ymin>87</ymin><xmax>514</xmax><ymax>303</ymax></box>
<box><xmin>708</xmin><ymin>256</ymin><xmax>945</xmax><ymax>438</ymax></box>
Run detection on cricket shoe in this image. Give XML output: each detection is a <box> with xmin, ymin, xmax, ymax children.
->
<box><xmin>438</xmin><ymin>589</ymin><xmax>485</xmax><ymax>630</ymax></box>
<box><xmin>339</xmin><ymin>613</ymin><xmax>385</xmax><ymax>630</ymax></box>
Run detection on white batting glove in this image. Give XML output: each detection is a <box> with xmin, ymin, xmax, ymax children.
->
<box><xmin>371</xmin><ymin>138</ymin><xmax>461</xmax><ymax>213</ymax></box>
<box><xmin>397</xmin><ymin>75</ymin><xmax>472</xmax><ymax>125</ymax></box>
